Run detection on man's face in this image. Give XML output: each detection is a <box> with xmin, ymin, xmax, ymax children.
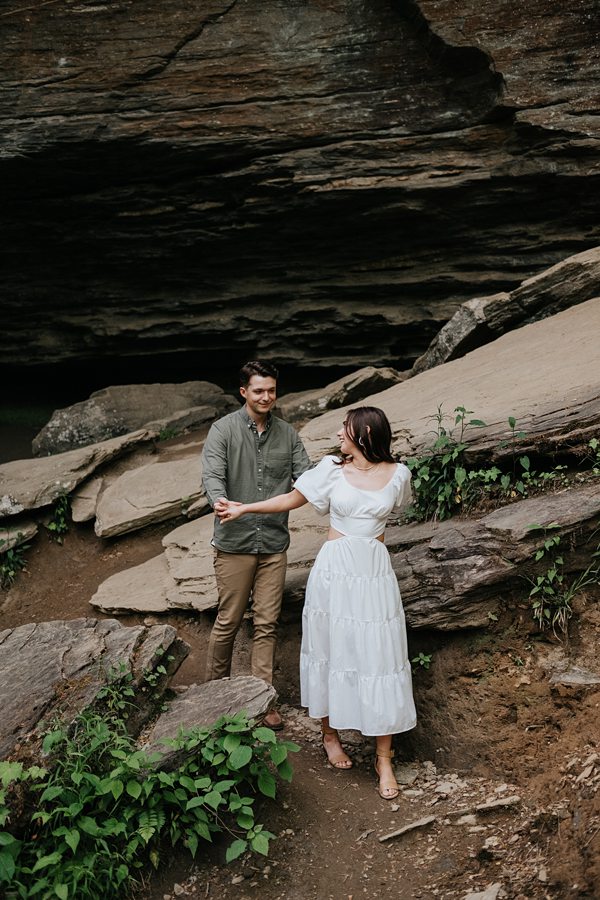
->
<box><xmin>240</xmin><ymin>374</ymin><xmax>277</xmax><ymax>417</ymax></box>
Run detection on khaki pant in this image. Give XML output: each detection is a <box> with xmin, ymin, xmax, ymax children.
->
<box><xmin>205</xmin><ymin>550</ymin><xmax>287</xmax><ymax>684</ymax></box>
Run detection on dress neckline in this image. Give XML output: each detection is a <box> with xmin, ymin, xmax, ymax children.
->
<box><xmin>339</xmin><ymin>464</ymin><xmax>398</xmax><ymax>494</ymax></box>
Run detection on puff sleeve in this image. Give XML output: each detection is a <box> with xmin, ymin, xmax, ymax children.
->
<box><xmin>392</xmin><ymin>464</ymin><xmax>413</xmax><ymax>513</ymax></box>
<box><xmin>293</xmin><ymin>455</ymin><xmax>338</xmax><ymax>516</ymax></box>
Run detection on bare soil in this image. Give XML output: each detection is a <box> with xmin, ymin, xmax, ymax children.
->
<box><xmin>1</xmin><ymin>518</ymin><xmax>599</xmax><ymax>900</ymax></box>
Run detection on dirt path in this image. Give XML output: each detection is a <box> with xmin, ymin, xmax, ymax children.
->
<box><xmin>2</xmin><ymin>522</ymin><xmax>599</xmax><ymax>899</ymax></box>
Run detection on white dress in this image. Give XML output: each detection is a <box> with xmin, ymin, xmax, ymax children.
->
<box><xmin>294</xmin><ymin>456</ymin><xmax>416</xmax><ymax>737</ymax></box>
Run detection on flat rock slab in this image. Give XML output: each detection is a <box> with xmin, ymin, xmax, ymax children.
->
<box><xmin>32</xmin><ymin>382</ymin><xmax>237</xmax><ymax>455</ymax></box>
<box><xmin>90</xmin><ymin>505</ymin><xmax>328</xmax><ymax>616</ymax></box>
<box><xmin>147</xmin><ymin>676</ymin><xmax>276</xmax><ymax>748</ymax></box>
<box><xmin>0</xmin><ymin>429</ymin><xmax>156</xmax><ymax>517</ymax></box>
<box><xmin>300</xmin><ymin>298</ymin><xmax>600</xmax><ymax>463</ymax></box>
<box><xmin>70</xmin><ymin>476</ymin><xmax>103</xmax><ymax>523</ymax></box>
<box><xmin>0</xmin><ymin>519</ymin><xmax>38</xmax><ymax>551</ymax></box>
<box><xmin>0</xmin><ymin>618</ymin><xmax>189</xmax><ymax>757</ymax></box>
<box><xmin>94</xmin><ymin>455</ymin><xmax>207</xmax><ymax>538</ymax></box>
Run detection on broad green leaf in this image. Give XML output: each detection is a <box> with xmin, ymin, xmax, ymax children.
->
<box><xmin>110</xmin><ymin>779</ymin><xmax>124</xmax><ymax>801</ymax></box>
<box><xmin>54</xmin><ymin>884</ymin><xmax>68</xmax><ymax>900</ymax></box>
<box><xmin>203</xmin><ymin>791</ymin><xmax>223</xmax><ymax>810</ymax></box>
<box><xmin>126</xmin><ymin>780</ymin><xmax>142</xmax><ymax>800</ymax></box>
<box><xmin>40</xmin><ymin>785</ymin><xmax>64</xmax><ymax>803</ymax></box>
<box><xmin>32</xmin><ymin>851</ymin><xmax>63</xmax><ymax>872</ymax></box>
<box><xmin>257</xmin><ymin>772</ymin><xmax>276</xmax><ymax>799</ymax></box>
<box><xmin>269</xmin><ymin>745</ymin><xmax>288</xmax><ymax>766</ymax></box>
<box><xmin>223</xmin><ymin>734</ymin><xmax>241</xmax><ymax>753</ymax></box>
<box><xmin>0</xmin><ymin>849</ymin><xmax>16</xmax><ymax>882</ymax></box>
<box><xmin>276</xmin><ymin>759</ymin><xmax>293</xmax><ymax>782</ymax></box>
<box><xmin>252</xmin><ymin>727</ymin><xmax>276</xmax><ymax>744</ymax></box>
<box><xmin>251</xmin><ymin>832</ymin><xmax>270</xmax><ymax>856</ymax></box>
<box><xmin>225</xmin><ymin>839</ymin><xmax>247</xmax><ymax>863</ymax></box>
<box><xmin>64</xmin><ymin>829</ymin><xmax>80</xmax><ymax>854</ymax></box>
<box><xmin>228</xmin><ymin>745</ymin><xmax>252</xmax><ymax>770</ymax></box>
<box><xmin>0</xmin><ymin>832</ymin><xmax>16</xmax><ymax>846</ymax></box>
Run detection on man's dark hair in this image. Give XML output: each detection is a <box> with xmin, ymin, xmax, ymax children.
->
<box><xmin>239</xmin><ymin>360</ymin><xmax>279</xmax><ymax>387</ymax></box>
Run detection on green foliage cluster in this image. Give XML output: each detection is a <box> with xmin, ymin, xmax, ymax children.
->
<box><xmin>411</xmin><ymin>652</ymin><xmax>433</xmax><ymax>671</ymax></box>
<box><xmin>525</xmin><ymin>524</ymin><xmax>600</xmax><ymax>635</ymax></box>
<box><xmin>0</xmin><ymin>679</ymin><xmax>298</xmax><ymax>899</ymax></box>
<box><xmin>0</xmin><ymin>538</ymin><xmax>29</xmax><ymax>589</ymax></box>
<box><xmin>405</xmin><ymin>406</ymin><xmax>591</xmax><ymax>523</ymax></box>
<box><xmin>45</xmin><ymin>495</ymin><xmax>70</xmax><ymax>545</ymax></box>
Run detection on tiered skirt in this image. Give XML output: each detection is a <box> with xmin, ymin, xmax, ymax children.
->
<box><xmin>300</xmin><ymin>536</ymin><xmax>417</xmax><ymax>736</ymax></box>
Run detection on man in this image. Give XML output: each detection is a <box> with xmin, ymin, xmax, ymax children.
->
<box><xmin>201</xmin><ymin>360</ymin><xmax>311</xmax><ymax>729</ymax></box>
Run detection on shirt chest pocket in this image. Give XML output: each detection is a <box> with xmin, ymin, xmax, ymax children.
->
<box><xmin>266</xmin><ymin>452</ymin><xmax>290</xmax><ymax>479</ymax></box>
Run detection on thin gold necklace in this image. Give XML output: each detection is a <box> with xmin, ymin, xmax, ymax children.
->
<box><xmin>351</xmin><ymin>460</ymin><xmax>377</xmax><ymax>472</ymax></box>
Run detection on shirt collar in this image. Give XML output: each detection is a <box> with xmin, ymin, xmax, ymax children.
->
<box><xmin>239</xmin><ymin>406</ymin><xmax>272</xmax><ymax>431</ymax></box>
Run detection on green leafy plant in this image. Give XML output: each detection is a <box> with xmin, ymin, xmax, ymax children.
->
<box><xmin>406</xmin><ymin>405</ymin><xmax>487</xmax><ymax>521</ymax></box>
<box><xmin>0</xmin><ymin>538</ymin><xmax>29</xmax><ymax>589</ymax></box>
<box><xmin>586</xmin><ymin>438</ymin><xmax>600</xmax><ymax>476</ymax></box>
<box><xmin>525</xmin><ymin>524</ymin><xmax>600</xmax><ymax>635</ymax></box>
<box><xmin>45</xmin><ymin>495</ymin><xmax>70</xmax><ymax>544</ymax></box>
<box><xmin>0</xmin><ymin>677</ymin><xmax>299</xmax><ymax>898</ymax></box>
<box><xmin>158</xmin><ymin>427</ymin><xmax>179</xmax><ymax>442</ymax></box>
<box><xmin>411</xmin><ymin>652</ymin><xmax>433</xmax><ymax>671</ymax></box>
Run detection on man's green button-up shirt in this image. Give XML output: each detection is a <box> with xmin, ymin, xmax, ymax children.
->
<box><xmin>201</xmin><ymin>407</ymin><xmax>312</xmax><ymax>554</ymax></box>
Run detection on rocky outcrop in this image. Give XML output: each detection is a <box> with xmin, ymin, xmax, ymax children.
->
<box><xmin>0</xmin><ymin>618</ymin><xmax>188</xmax><ymax>758</ymax></box>
<box><xmin>0</xmin><ymin>520</ymin><xmax>38</xmax><ymax>552</ymax></box>
<box><xmin>2</xmin><ymin>1</ymin><xmax>599</xmax><ymax>380</ymax></box>
<box><xmin>32</xmin><ymin>383</ymin><xmax>237</xmax><ymax>456</ymax></box>
<box><xmin>300</xmin><ymin>297</ymin><xmax>600</xmax><ymax>463</ymax></box>
<box><xmin>0</xmin><ymin>429</ymin><xmax>156</xmax><ymax>517</ymax></box>
<box><xmin>412</xmin><ymin>247</ymin><xmax>600</xmax><ymax>375</ymax></box>
<box><xmin>278</xmin><ymin>367</ymin><xmax>404</xmax><ymax>423</ymax></box>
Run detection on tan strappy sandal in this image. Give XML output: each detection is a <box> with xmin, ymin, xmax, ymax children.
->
<box><xmin>322</xmin><ymin>724</ymin><xmax>353</xmax><ymax>770</ymax></box>
<box><xmin>374</xmin><ymin>748</ymin><xmax>399</xmax><ymax>800</ymax></box>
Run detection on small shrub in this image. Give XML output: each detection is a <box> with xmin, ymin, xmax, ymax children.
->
<box><xmin>45</xmin><ymin>495</ymin><xmax>70</xmax><ymax>544</ymax></box>
<box><xmin>406</xmin><ymin>405</ymin><xmax>486</xmax><ymax>521</ymax></box>
<box><xmin>158</xmin><ymin>427</ymin><xmax>179</xmax><ymax>442</ymax></box>
<box><xmin>411</xmin><ymin>652</ymin><xmax>433</xmax><ymax>671</ymax></box>
<box><xmin>0</xmin><ymin>677</ymin><xmax>299</xmax><ymax>898</ymax></box>
<box><xmin>0</xmin><ymin>538</ymin><xmax>29</xmax><ymax>589</ymax></box>
<box><xmin>525</xmin><ymin>524</ymin><xmax>600</xmax><ymax>635</ymax></box>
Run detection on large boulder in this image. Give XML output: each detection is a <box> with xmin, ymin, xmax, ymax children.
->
<box><xmin>0</xmin><ymin>618</ymin><xmax>188</xmax><ymax>758</ymax></box>
<box><xmin>32</xmin><ymin>383</ymin><xmax>237</xmax><ymax>456</ymax></box>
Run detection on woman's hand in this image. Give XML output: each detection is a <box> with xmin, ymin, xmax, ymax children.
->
<box><xmin>215</xmin><ymin>498</ymin><xmax>245</xmax><ymax>523</ymax></box>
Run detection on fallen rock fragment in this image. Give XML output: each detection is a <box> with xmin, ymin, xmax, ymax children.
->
<box><xmin>0</xmin><ymin>519</ymin><xmax>38</xmax><ymax>550</ymax></box>
<box><xmin>94</xmin><ymin>456</ymin><xmax>207</xmax><ymax>537</ymax></box>
<box><xmin>145</xmin><ymin>676</ymin><xmax>277</xmax><ymax>768</ymax></box>
<box><xmin>379</xmin><ymin>815</ymin><xmax>437</xmax><ymax>843</ymax></box>
<box><xmin>462</xmin><ymin>883</ymin><xmax>503</xmax><ymax>900</ymax></box>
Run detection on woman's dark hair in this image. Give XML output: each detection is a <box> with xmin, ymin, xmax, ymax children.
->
<box><xmin>338</xmin><ymin>406</ymin><xmax>395</xmax><ymax>464</ymax></box>
<box><xmin>239</xmin><ymin>360</ymin><xmax>279</xmax><ymax>387</ymax></box>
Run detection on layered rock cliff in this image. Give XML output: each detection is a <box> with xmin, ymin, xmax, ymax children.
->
<box><xmin>2</xmin><ymin>0</ymin><xmax>599</xmax><ymax>382</ymax></box>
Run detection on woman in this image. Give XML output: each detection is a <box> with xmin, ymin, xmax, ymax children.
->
<box><xmin>216</xmin><ymin>406</ymin><xmax>416</xmax><ymax>800</ymax></box>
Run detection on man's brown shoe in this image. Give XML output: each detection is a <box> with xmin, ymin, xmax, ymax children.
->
<box><xmin>262</xmin><ymin>708</ymin><xmax>284</xmax><ymax>731</ymax></box>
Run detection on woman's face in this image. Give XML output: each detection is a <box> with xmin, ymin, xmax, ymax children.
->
<box><xmin>337</xmin><ymin>419</ymin><xmax>359</xmax><ymax>455</ymax></box>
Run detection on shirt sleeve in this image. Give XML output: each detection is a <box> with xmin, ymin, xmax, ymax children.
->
<box><xmin>291</xmin><ymin>432</ymin><xmax>312</xmax><ymax>480</ymax></box>
<box><xmin>393</xmin><ymin>464</ymin><xmax>413</xmax><ymax>513</ymax></box>
<box><xmin>201</xmin><ymin>421</ymin><xmax>228</xmax><ymax>507</ymax></box>
<box><xmin>293</xmin><ymin>455</ymin><xmax>337</xmax><ymax>516</ymax></box>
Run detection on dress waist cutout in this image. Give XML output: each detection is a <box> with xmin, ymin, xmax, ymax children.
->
<box><xmin>329</xmin><ymin>513</ymin><xmax>385</xmax><ymax>539</ymax></box>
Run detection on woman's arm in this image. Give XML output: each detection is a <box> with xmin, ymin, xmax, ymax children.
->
<box><xmin>217</xmin><ymin>488</ymin><xmax>308</xmax><ymax>522</ymax></box>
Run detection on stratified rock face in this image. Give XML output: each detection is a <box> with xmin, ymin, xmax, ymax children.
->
<box><xmin>2</xmin><ymin>1</ymin><xmax>599</xmax><ymax>378</ymax></box>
